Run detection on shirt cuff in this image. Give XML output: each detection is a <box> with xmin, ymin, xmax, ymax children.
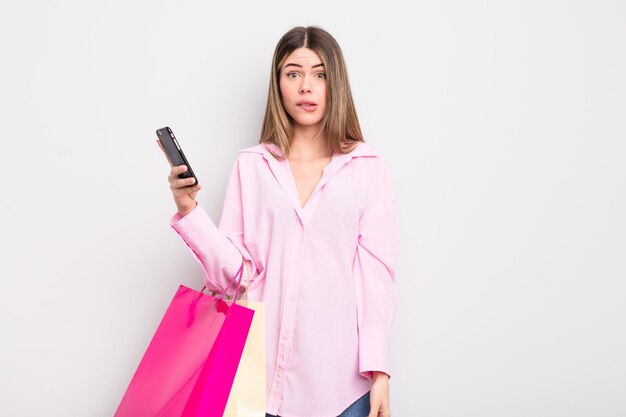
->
<box><xmin>358</xmin><ymin>327</ymin><xmax>391</xmax><ymax>381</ymax></box>
<box><xmin>169</xmin><ymin>201</ymin><xmax>244</xmax><ymax>295</ymax></box>
<box><xmin>170</xmin><ymin>201</ymin><xmax>199</xmax><ymax>226</ymax></box>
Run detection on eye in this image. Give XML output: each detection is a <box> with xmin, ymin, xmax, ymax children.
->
<box><xmin>286</xmin><ymin>72</ymin><xmax>299</xmax><ymax>79</ymax></box>
<box><xmin>316</xmin><ymin>72</ymin><xmax>326</xmax><ymax>79</ymax></box>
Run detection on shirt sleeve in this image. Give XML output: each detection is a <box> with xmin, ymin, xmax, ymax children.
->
<box><xmin>169</xmin><ymin>157</ymin><xmax>259</xmax><ymax>298</ymax></box>
<box><xmin>353</xmin><ymin>157</ymin><xmax>398</xmax><ymax>381</ymax></box>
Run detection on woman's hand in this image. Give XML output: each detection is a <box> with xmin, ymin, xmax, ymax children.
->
<box><xmin>368</xmin><ymin>371</ymin><xmax>391</xmax><ymax>417</ymax></box>
<box><xmin>156</xmin><ymin>139</ymin><xmax>202</xmax><ymax>217</ymax></box>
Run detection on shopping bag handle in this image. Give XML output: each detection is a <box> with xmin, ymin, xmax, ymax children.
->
<box><xmin>199</xmin><ymin>259</ymin><xmax>245</xmax><ymax>304</ymax></box>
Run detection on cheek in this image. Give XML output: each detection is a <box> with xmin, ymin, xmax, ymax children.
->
<box><xmin>279</xmin><ymin>82</ymin><xmax>293</xmax><ymax>103</ymax></box>
<box><xmin>318</xmin><ymin>84</ymin><xmax>327</xmax><ymax>100</ymax></box>
<box><xmin>278</xmin><ymin>79</ymin><xmax>286</xmax><ymax>96</ymax></box>
<box><xmin>319</xmin><ymin>87</ymin><xmax>328</xmax><ymax>108</ymax></box>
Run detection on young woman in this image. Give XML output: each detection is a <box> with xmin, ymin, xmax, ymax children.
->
<box><xmin>158</xmin><ymin>26</ymin><xmax>396</xmax><ymax>417</ymax></box>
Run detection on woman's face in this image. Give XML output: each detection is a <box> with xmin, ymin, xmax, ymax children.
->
<box><xmin>278</xmin><ymin>47</ymin><xmax>327</xmax><ymax>130</ymax></box>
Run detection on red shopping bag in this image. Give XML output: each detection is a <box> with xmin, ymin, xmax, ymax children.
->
<box><xmin>114</xmin><ymin>262</ymin><xmax>254</xmax><ymax>417</ymax></box>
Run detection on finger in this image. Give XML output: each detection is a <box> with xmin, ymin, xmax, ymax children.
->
<box><xmin>171</xmin><ymin>176</ymin><xmax>197</xmax><ymax>189</ymax></box>
<box><xmin>189</xmin><ymin>186</ymin><xmax>201</xmax><ymax>198</ymax></box>
<box><xmin>380</xmin><ymin>400</ymin><xmax>391</xmax><ymax>417</ymax></box>
<box><xmin>168</xmin><ymin>165</ymin><xmax>188</xmax><ymax>181</ymax></box>
<box><xmin>190</xmin><ymin>184</ymin><xmax>202</xmax><ymax>196</ymax></box>
<box><xmin>170</xmin><ymin>176</ymin><xmax>196</xmax><ymax>189</ymax></box>
<box><xmin>188</xmin><ymin>182</ymin><xmax>201</xmax><ymax>190</ymax></box>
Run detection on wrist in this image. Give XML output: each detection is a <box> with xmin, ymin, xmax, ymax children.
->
<box><xmin>178</xmin><ymin>201</ymin><xmax>197</xmax><ymax>217</ymax></box>
<box><xmin>372</xmin><ymin>371</ymin><xmax>389</xmax><ymax>381</ymax></box>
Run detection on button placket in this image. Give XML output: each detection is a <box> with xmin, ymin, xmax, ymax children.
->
<box><xmin>269</xmin><ymin>223</ymin><xmax>304</xmax><ymax>411</ymax></box>
<box><xmin>281</xmin><ymin>225</ymin><xmax>302</xmax><ymax>352</ymax></box>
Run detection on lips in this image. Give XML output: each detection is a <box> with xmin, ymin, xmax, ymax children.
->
<box><xmin>297</xmin><ymin>100</ymin><xmax>318</xmax><ymax>112</ymax></box>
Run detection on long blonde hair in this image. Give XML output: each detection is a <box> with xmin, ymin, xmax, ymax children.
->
<box><xmin>259</xmin><ymin>25</ymin><xmax>364</xmax><ymax>160</ymax></box>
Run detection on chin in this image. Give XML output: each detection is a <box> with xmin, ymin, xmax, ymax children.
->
<box><xmin>290</xmin><ymin>114</ymin><xmax>324</xmax><ymax>126</ymax></box>
<box><xmin>294</xmin><ymin>120</ymin><xmax>323</xmax><ymax>127</ymax></box>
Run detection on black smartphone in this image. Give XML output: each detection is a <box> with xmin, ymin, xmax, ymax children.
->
<box><xmin>156</xmin><ymin>126</ymin><xmax>198</xmax><ymax>186</ymax></box>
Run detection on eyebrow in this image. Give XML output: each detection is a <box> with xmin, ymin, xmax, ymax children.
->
<box><xmin>283</xmin><ymin>63</ymin><xmax>325</xmax><ymax>69</ymax></box>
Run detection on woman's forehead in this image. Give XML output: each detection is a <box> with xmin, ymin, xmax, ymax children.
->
<box><xmin>281</xmin><ymin>47</ymin><xmax>323</xmax><ymax>68</ymax></box>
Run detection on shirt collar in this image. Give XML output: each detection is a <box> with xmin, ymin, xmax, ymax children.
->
<box><xmin>239</xmin><ymin>141</ymin><xmax>380</xmax><ymax>160</ymax></box>
<box><xmin>238</xmin><ymin>141</ymin><xmax>380</xmax><ymax>226</ymax></box>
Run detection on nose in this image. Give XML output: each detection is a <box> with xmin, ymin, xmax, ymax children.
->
<box><xmin>299</xmin><ymin>76</ymin><xmax>312</xmax><ymax>94</ymax></box>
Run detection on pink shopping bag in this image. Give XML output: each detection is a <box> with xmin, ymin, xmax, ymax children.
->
<box><xmin>114</xmin><ymin>262</ymin><xmax>254</xmax><ymax>417</ymax></box>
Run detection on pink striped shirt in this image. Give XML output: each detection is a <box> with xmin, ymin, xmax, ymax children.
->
<box><xmin>169</xmin><ymin>141</ymin><xmax>397</xmax><ymax>417</ymax></box>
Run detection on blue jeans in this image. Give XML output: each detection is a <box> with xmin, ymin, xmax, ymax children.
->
<box><xmin>265</xmin><ymin>390</ymin><xmax>370</xmax><ymax>417</ymax></box>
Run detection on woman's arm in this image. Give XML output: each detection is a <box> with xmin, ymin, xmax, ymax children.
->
<box><xmin>169</xmin><ymin>158</ymin><xmax>259</xmax><ymax>297</ymax></box>
<box><xmin>353</xmin><ymin>157</ymin><xmax>396</xmax><ymax>417</ymax></box>
<box><xmin>353</xmin><ymin>157</ymin><xmax>397</xmax><ymax>381</ymax></box>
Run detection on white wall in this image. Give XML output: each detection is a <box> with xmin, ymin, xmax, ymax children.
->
<box><xmin>1</xmin><ymin>1</ymin><xmax>624</xmax><ymax>416</ymax></box>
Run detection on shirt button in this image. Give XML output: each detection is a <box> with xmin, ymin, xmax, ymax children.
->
<box><xmin>282</xmin><ymin>333</ymin><xmax>287</xmax><ymax>340</ymax></box>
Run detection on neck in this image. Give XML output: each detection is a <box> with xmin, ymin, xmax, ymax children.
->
<box><xmin>290</xmin><ymin>124</ymin><xmax>331</xmax><ymax>160</ymax></box>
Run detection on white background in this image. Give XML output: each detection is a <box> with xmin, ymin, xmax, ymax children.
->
<box><xmin>1</xmin><ymin>1</ymin><xmax>625</xmax><ymax>416</ymax></box>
